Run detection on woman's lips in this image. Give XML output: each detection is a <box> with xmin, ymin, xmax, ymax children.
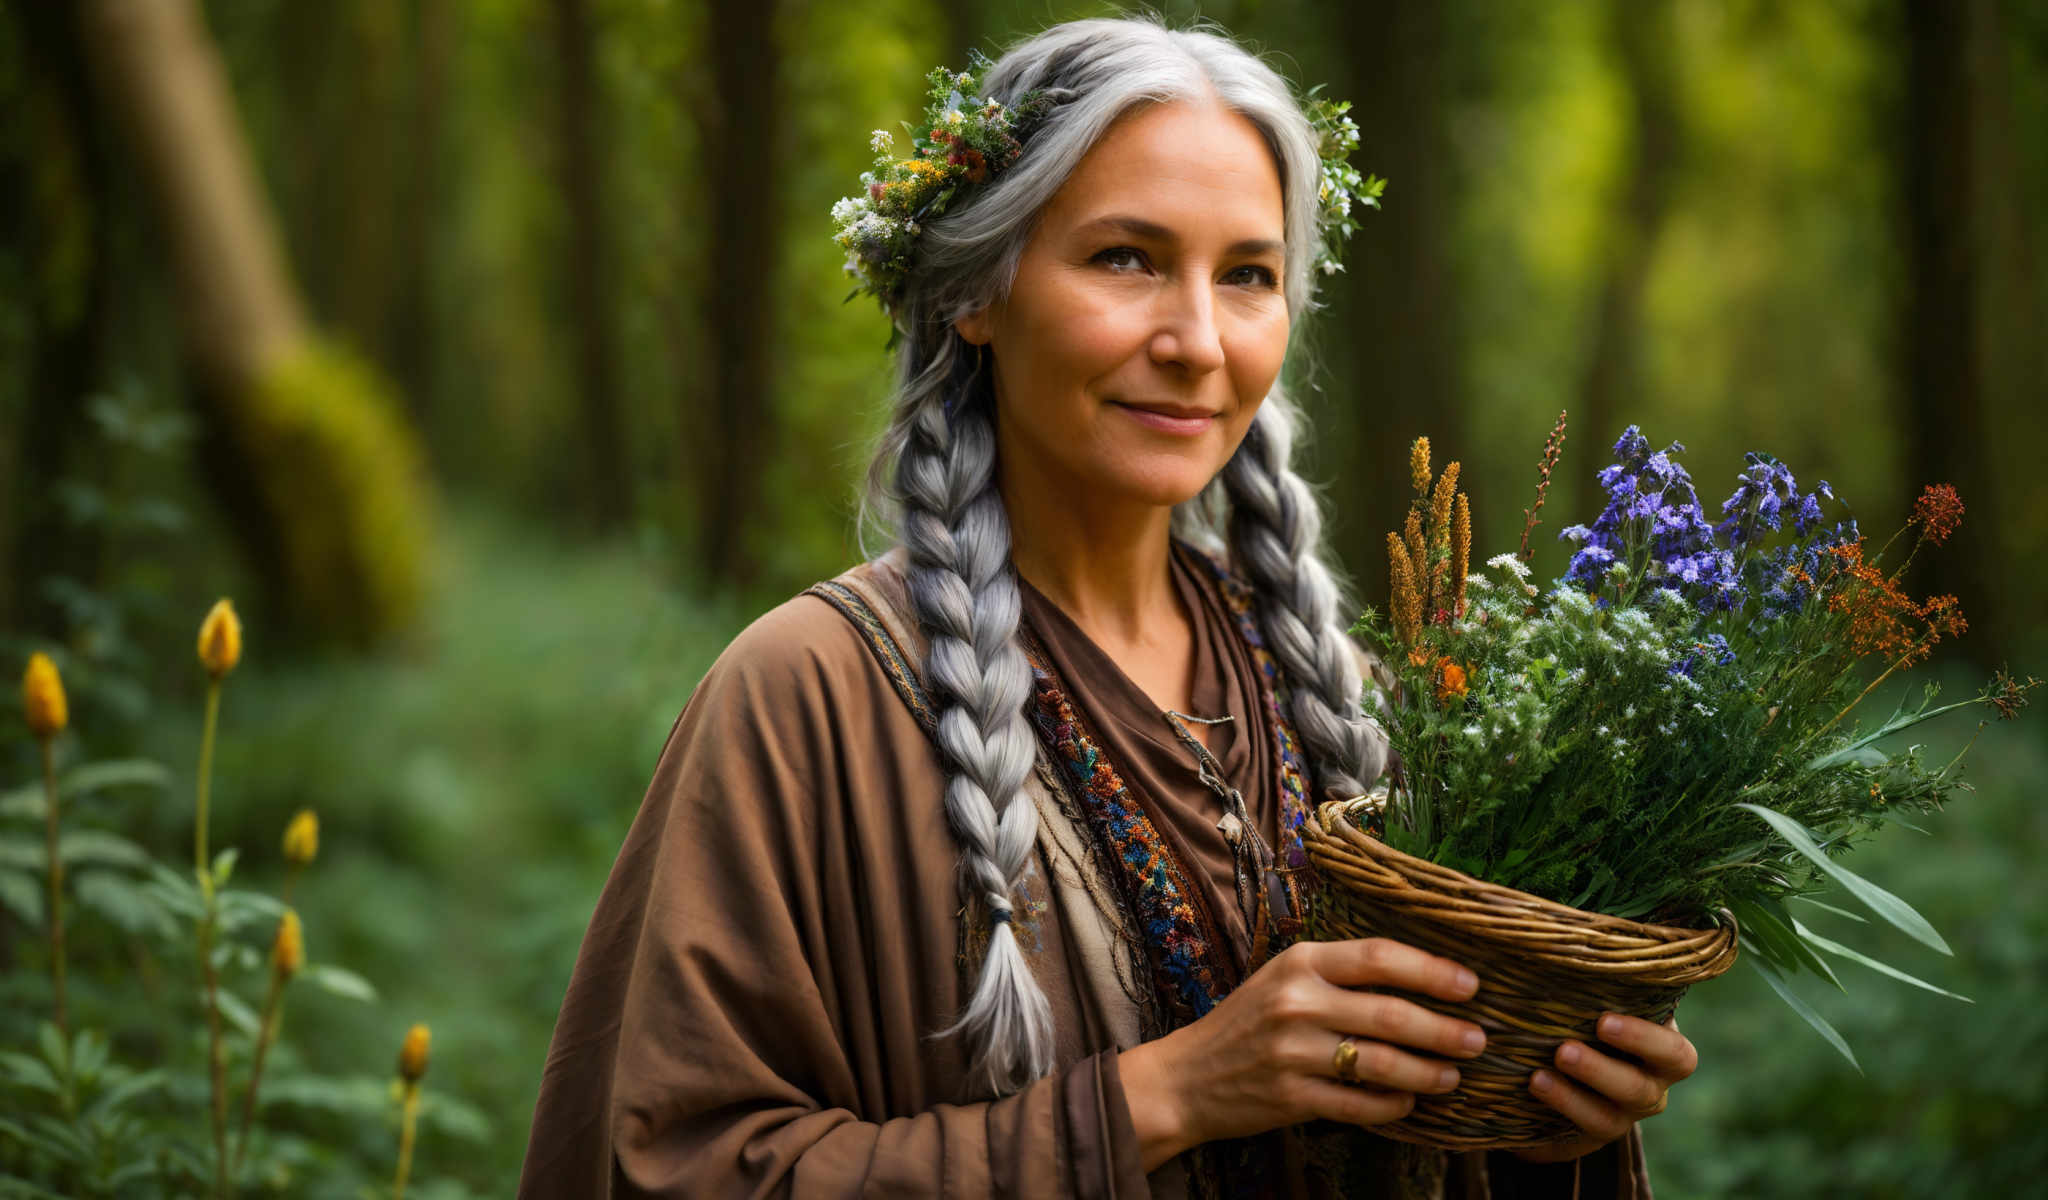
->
<box><xmin>1112</xmin><ymin>402</ymin><xmax>1217</xmax><ymax>436</ymax></box>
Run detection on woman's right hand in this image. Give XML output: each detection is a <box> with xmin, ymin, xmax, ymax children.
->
<box><xmin>1116</xmin><ymin>938</ymin><xmax>1487</xmax><ymax>1172</ymax></box>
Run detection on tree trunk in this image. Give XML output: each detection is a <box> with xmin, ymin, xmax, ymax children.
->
<box><xmin>76</xmin><ymin>0</ymin><xmax>432</xmax><ymax>645</ymax></box>
<box><xmin>697</xmin><ymin>0</ymin><xmax>783</xmax><ymax>586</ymax></box>
<box><xmin>1901</xmin><ymin>0</ymin><xmax>2006</xmax><ymax>664</ymax></box>
<box><xmin>551</xmin><ymin>0</ymin><xmax>633</xmax><ymax>531</ymax></box>
<box><xmin>3</xmin><ymin>3</ymin><xmax>118</xmax><ymax>637</ymax></box>
<box><xmin>1321</xmin><ymin>0</ymin><xmax>1461</xmax><ymax>600</ymax></box>
<box><xmin>1574</xmin><ymin>0</ymin><xmax>1679</xmax><ymax>522</ymax></box>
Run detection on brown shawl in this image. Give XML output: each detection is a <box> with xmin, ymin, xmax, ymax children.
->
<box><xmin>516</xmin><ymin>547</ymin><xmax>1652</xmax><ymax>1197</ymax></box>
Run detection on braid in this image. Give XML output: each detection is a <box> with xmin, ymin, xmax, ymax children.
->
<box><xmin>1218</xmin><ymin>392</ymin><xmax>1389</xmax><ymax>798</ymax></box>
<box><xmin>890</xmin><ymin>338</ymin><xmax>1054</xmax><ymax>1095</ymax></box>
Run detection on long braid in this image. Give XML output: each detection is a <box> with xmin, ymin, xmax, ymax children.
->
<box><xmin>1218</xmin><ymin>392</ymin><xmax>1389</xmax><ymax>798</ymax></box>
<box><xmin>889</xmin><ymin>337</ymin><xmax>1054</xmax><ymax>1094</ymax></box>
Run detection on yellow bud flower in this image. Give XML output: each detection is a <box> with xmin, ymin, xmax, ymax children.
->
<box><xmin>398</xmin><ymin>1023</ymin><xmax>431</xmax><ymax>1083</ymax></box>
<box><xmin>282</xmin><ymin>809</ymin><xmax>319</xmax><ymax>867</ymax></box>
<box><xmin>272</xmin><ymin>909</ymin><xmax>304</xmax><ymax>978</ymax></box>
<box><xmin>22</xmin><ymin>652</ymin><xmax>67</xmax><ymax>740</ymax></box>
<box><xmin>198</xmin><ymin>598</ymin><xmax>243</xmax><ymax>679</ymax></box>
<box><xmin>1409</xmin><ymin>437</ymin><xmax>1432</xmax><ymax>499</ymax></box>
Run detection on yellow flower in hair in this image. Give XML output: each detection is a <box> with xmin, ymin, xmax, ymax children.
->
<box><xmin>198</xmin><ymin>599</ymin><xmax>242</xmax><ymax>679</ymax></box>
<box><xmin>22</xmin><ymin>652</ymin><xmax>67</xmax><ymax>740</ymax></box>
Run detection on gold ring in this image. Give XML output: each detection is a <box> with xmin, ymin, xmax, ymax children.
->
<box><xmin>1332</xmin><ymin>1036</ymin><xmax>1359</xmax><ymax>1084</ymax></box>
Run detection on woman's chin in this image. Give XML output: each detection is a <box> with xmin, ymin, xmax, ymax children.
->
<box><xmin>1098</xmin><ymin>455</ymin><xmax>1229</xmax><ymax>512</ymax></box>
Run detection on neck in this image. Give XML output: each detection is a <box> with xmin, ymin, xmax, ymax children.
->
<box><xmin>1000</xmin><ymin>455</ymin><xmax>1183</xmax><ymax>649</ymax></box>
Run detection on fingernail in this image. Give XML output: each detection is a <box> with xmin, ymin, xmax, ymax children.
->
<box><xmin>1598</xmin><ymin>1016</ymin><xmax>1619</xmax><ymax>1039</ymax></box>
<box><xmin>1437</xmin><ymin>1067</ymin><xmax>1459</xmax><ymax>1091</ymax></box>
<box><xmin>1462</xmin><ymin>1029</ymin><xmax>1486</xmax><ymax>1054</ymax></box>
<box><xmin>1558</xmin><ymin>1043</ymin><xmax>1581</xmax><ymax>1067</ymax></box>
<box><xmin>1455</xmin><ymin>967</ymin><xmax>1479</xmax><ymax>994</ymax></box>
<box><xmin>1531</xmin><ymin>1070</ymin><xmax>1553</xmax><ymax>1093</ymax></box>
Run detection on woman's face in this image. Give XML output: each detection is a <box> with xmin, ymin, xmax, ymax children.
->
<box><xmin>957</xmin><ymin>99</ymin><xmax>1291</xmax><ymax>513</ymax></box>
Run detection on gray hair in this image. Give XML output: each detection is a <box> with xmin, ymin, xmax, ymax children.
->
<box><xmin>858</xmin><ymin>13</ymin><xmax>1388</xmax><ymax>1095</ymax></box>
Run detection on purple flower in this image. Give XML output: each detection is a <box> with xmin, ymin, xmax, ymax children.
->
<box><xmin>1669</xmin><ymin>633</ymin><xmax>1736</xmax><ymax>678</ymax></box>
<box><xmin>1562</xmin><ymin>426</ymin><xmax>1739</xmax><ymax>612</ymax></box>
<box><xmin>1714</xmin><ymin>454</ymin><xmax>1801</xmax><ymax>549</ymax></box>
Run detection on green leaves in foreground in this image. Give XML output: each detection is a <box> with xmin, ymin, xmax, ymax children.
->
<box><xmin>1733</xmin><ymin>801</ymin><xmax>1965</xmax><ymax>1067</ymax></box>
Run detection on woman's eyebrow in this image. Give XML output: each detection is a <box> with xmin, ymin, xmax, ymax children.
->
<box><xmin>1074</xmin><ymin>213</ymin><xmax>1283</xmax><ymax>258</ymax></box>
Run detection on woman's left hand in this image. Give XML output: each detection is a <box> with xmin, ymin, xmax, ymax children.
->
<box><xmin>1510</xmin><ymin>1012</ymin><xmax>1698</xmax><ymax>1164</ymax></box>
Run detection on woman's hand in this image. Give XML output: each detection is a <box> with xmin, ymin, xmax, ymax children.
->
<box><xmin>1117</xmin><ymin>938</ymin><xmax>1487</xmax><ymax>1172</ymax></box>
<box><xmin>1510</xmin><ymin>1013</ymin><xmax>1698</xmax><ymax>1164</ymax></box>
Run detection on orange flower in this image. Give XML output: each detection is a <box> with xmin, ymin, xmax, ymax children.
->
<box><xmin>1910</xmin><ymin>483</ymin><xmax>1964</xmax><ymax>547</ymax></box>
<box><xmin>1826</xmin><ymin>539</ymin><xmax>1967</xmax><ymax>666</ymax></box>
<box><xmin>1436</xmin><ymin>661</ymin><xmax>1469</xmax><ymax>703</ymax></box>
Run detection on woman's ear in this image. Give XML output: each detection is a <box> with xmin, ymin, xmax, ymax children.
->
<box><xmin>953</xmin><ymin>307</ymin><xmax>994</xmax><ymax>347</ymax></box>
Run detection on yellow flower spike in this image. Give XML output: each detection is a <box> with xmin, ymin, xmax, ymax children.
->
<box><xmin>22</xmin><ymin>652</ymin><xmax>67</xmax><ymax>740</ymax></box>
<box><xmin>1409</xmin><ymin>437</ymin><xmax>1432</xmax><ymax>499</ymax></box>
<box><xmin>399</xmin><ymin>1023</ymin><xmax>431</xmax><ymax>1083</ymax></box>
<box><xmin>1453</xmin><ymin>493</ymin><xmax>1472</xmax><ymax>616</ymax></box>
<box><xmin>282</xmin><ymin>809</ymin><xmax>319</xmax><ymax>867</ymax></box>
<box><xmin>271</xmin><ymin>909</ymin><xmax>304</xmax><ymax>979</ymax></box>
<box><xmin>1386</xmin><ymin>533</ymin><xmax>1423</xmax><ymax>650</ymax></box>
<box><xmin>198</xmin><ymin>598</ymin><xmax>242</xmax><ymax>679</ymax></box>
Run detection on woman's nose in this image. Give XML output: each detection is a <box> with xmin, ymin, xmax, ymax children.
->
<box><xmin>1149</xmin><ymin>275</ymin><xmax>1226</xmax><ymax>375</ymax></box>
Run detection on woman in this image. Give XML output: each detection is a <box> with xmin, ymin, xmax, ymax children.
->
<box><xmin>519</xmin><ymin>15</ymin><xmax>1696</xmax><ymax>1198</ymax></box>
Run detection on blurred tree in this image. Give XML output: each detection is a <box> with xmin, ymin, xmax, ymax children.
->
<box><xmin>1902</xmin><ymin>0</ymin><xmax>2013</xmax><ymax>664</ymax></box>
<box><xmin>1315</xmin><ymin>0</ymin><xmax>1463</xmax><ymax>591</ymax></box>
<box><xmin>551</xmin><ymin>0</ymin><xmax>633</xmax><ymax>530</ymax></box>
<box><xmin>75</xmin><ymin>0</ymin><xmax>432</xmax><ymax>645</ymax></box>
<box><xmin>1573</xmin><ymin>0</ymin><xmax>1679</xmax><ymax>525</ymax></box>
<box><xmin>697</xmin><ymin>0</ymin><xmax>785</xmax><ymax>585</ymax></box>
<box><xmin>1</xmin><ymin>3</ymin><xmax>119</xmax><ymax>637</ymax></box>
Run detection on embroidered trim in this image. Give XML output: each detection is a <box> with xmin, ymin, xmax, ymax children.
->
<box><xmin>1016</xmin><ymin>620</ymin><xmax>1234</xmax><ymax>1026</ymax></box>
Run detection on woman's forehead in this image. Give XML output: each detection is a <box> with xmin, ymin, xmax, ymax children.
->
<box><xmin>1043</xmin><ymin>100</ymin><xmax>1286</xmax><ymax>242</ymax></box>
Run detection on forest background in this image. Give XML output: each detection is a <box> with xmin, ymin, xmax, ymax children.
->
<box><xmin>2</xmin><ymin>0</ymin><xmax>2043</xmax><ymax>1195</ymax></box>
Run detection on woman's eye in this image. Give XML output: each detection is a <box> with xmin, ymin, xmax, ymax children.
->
<box><xmin>1226</xmin><ymin>264</ymin><xmax>1279</xmax><ymax>288</ymax></box>
<box><xmin>1094</xmin><ymin>246</ymin><xmax>1147</xmax><ymax>273</ymax></box>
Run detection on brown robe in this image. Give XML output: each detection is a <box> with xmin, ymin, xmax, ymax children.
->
<box><xmin>517</xmin><ymin>546</ymin><xmax>1653</xmax><ymax>1198</ymax></box>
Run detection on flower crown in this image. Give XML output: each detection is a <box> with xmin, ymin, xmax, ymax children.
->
<box><xmin>830</xmin><ymin>52</ymin><xmax>1385</xmax><ymax>327</ymax></box>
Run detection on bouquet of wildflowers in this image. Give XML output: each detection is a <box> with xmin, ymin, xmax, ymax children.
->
<box><xmin>1356</xmin><ymin>418</ymin><xmax>2036</xmax><ymax>1060</ymax></box>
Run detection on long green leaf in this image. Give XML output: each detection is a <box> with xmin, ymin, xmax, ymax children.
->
<box><xmin>1789</xmin><ymin>896</ymin><xmax>1867</xmax><ymax>924</ymax></box>
<box><xmin>1751</xmin><ymin>957</ymin><xmax>1860</xmax><ymax>1073</ymax></box>
<box><xmin>1734</xmin><ymin>803</ymin><xmax>1951</xmax><ymax>955</ymax></box>
<box><xmin>1791</xmin><ymin>919</ymin><xmax>1973</xmax><ymax>1002</ymax></box>
<box><xmin>1733</xmin><ymin>899</ymin><xmax>1843</xmax><ymax>991</ymax></box>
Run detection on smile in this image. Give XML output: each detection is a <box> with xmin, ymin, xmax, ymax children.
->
<box><xmin>1111</xmin><ymin>402</ymin><xmax>1218</xmax><ymax>436</ymax></box>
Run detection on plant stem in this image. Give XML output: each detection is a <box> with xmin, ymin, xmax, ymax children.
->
<box><xmin>196</xmin><ymin>681</ymin><xmax>220</xmax><ymax>886</ymax></box>
<box><xmin>42</xmin><ymin>738</ymin><xmax>66</xmax><ymax>1035</ymax></box>
<box><xmin>231</xmin><ymin>968</ymin><xmax>285</xmax><ymax>1177</ymax></box>
<box><xmin>199</xmin><ymin>899</ymin><xmax>228</xmax><ymax>1198</ymax></box>
<box><xmin>195</xmin><ymin>677</ymin><xmax>228</xmax><ymax>1197</ymax></box>
<box><xmin>393</xmin><ymin>1080</ymin><xmax>421</xmax><ymax>1200</ymax></box>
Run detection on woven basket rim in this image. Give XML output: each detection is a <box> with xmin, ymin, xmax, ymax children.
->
<box><xmin>1304</xmin><ymin>799</ymin><xmax>1740</xmax><ymax>977</ymax></box>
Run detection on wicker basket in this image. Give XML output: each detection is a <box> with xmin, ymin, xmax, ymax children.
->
<box><xmin>1299</xmin><ymin>799</ymin><xmax>1740</xmax><ymax>1150</ymax></box>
